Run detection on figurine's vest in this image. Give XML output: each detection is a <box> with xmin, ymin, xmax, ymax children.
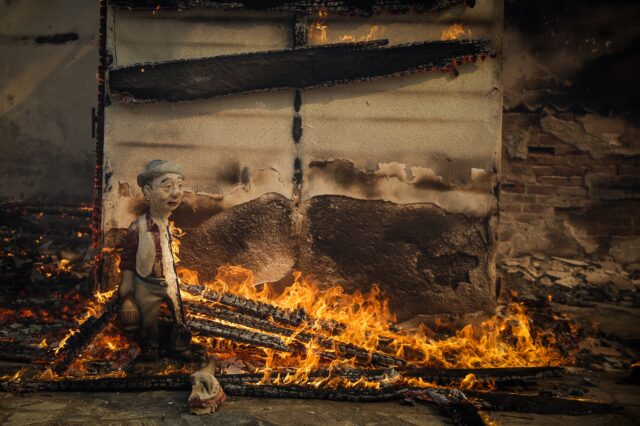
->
<box><xmin>135</xmin><ymin>214</ymin><xmax>156</xmax><ymax>278</ymax></box>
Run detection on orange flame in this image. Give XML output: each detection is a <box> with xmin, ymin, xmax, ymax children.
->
<box><xmin>440</xmin><ymin>23</ymin><xmax>470</xmax><ymax>41</ymax></box>
<box><xmin>309</xmin><ymin>9</ymin><xmax>328</xmax><ymax>44</ymax></box>
<box><xmin>176</xmin><ymin>265</ymin><xmax>569</xmax><ymax>388</ymax></box>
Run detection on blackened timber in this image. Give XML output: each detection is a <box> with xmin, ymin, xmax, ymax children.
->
<box><xmin>188</xmin><ymin>317</ymin><xmax>292</xmax><ymax>352</ymax></box>
<box><xmin>404</xmin><ymin>366</ymin><xmax>564</xmax><ymax>383</ymax></box>
<box><xmin>0</xmin><ymin>376</ymin><xmax>407</xmax><ymax>401</ymax></box>
<box><xmin>465</xmin><ymin>390</ymin><xmax>614</xmax><ymax>415</ymax></box>
<box><xmin>109</xmin><ymin>1</ymin><xmax>471</xmax><ymax>14</ymax></box>
<box><xmin>182</xmin><ymin>283</ymin><xmax>306</xmax><ymax>327</ymax></box>
<box><xmin>52</xmin><ymin>296</ymin><xmax>118</xmax><ymax>375</ymax></box>
<box><xmin>416</xmin><ymin>389</ymin><xmax>486</xmax><ymax>426</ymax></box>
<box><xmin>184</xmin><ymin>300</ymin><xmax>403</xmax><ymax>366</ymax></box>
<box><xmin>109</xmin><ymin>39</ymin><xmax>492</xmax><ymax>102</ymax></box>
<box><xmin>0</xmin><ymin>341</ymin><xmax>51</xmax><ymax>364</ymax></box>
<box><xmin>185</xmin><ymin>301</ymin><xmax>295</xmax><ymax>336</ymax></box>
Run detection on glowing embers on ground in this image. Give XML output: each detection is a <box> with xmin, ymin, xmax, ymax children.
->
<box><xmin>174</xmin><ymin>265</ymin><xmax>572</xmax><ymax>389</ymax></box>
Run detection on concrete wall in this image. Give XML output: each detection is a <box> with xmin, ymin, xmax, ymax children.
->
<box><xmin>0</xmin><ymin>0</ymin><xmax>98</xmax><ymax>204</ymax></box>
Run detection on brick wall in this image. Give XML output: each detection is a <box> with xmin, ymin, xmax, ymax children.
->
<box><xmin>498</xmin><ymin>109</ymin><xmax>640</xmax><ymax>263</ymax></box>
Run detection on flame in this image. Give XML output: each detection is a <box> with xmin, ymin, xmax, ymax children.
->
<box><xmin>440</xmin><ymin>23</ymin><xmax>470</xmax><ymax>41</ymax></box>
<box><xmin>338</xmin><ymin>25</ymin><xmax>383</xmax><ymax>43</ymax></box>
<box><xmin>58</xmin><ymin>259</ymin><xmax>72</xmax><ymax>274</ymax></box>
<box><xmin>176</xmin><ymin>265</ymin><xmax>569</xmax><ymax>388</ymax></box>
<box><xmin>169</xmin><ymin>221</ymin><xmax>185</xmax><ymax>265</ymax></box>
<box><xmin>309</xmin><ymin>9</ymin><xmax>328</xmax><ymax>44</ymax></box>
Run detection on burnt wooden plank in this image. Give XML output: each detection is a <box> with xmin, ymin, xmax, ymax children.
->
<box><xmin>404</xmin><ymin>366</ymin><xmax>564</xmax><ymax>383</ymax></box>
<box><xmin>188</xmin><ymin>317</ymin><xmax>292</xmax><ymax>352</ymax></box>
<box><xmin>109</xmin><ymin>39</ymin><xmax>492</xmax><ymax>102</ymax></box>
<box><xmin>465</xmin><ymin>390</ymin><xmax>614</xmax><ymax>415</ymax></box>
<box><xmin>109</xmin><ymin>1</ymin><xmax>472</xmax><ymax>14</ymax></box>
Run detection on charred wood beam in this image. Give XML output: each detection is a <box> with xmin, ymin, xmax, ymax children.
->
<box><xmin>0</xmin><ymin>341</ymin><xmax>51</xmax><ymax>364</ymax></box>
<box><xmin>182</xmin><ymin>283</ymin><xmax>306</xmax><ymax>327</ymax></box>
<box><xmin>185</xmin><ymin>301</ymin><xmax>295</xmax><ymax>337</ymax></box>
<box><xmin>403</xmin><ymin>366</ymin><xmax>564</xmax><ymax>384</ymax></box>
<box><xmin>109</xmin><ymin>39</ymin><xmax>493</xmax><ymax>102</ymax></box>
<box><xmin>188</xmin><ymin>317</ymin><xmax>292</xmax><ymax>352</ymax></box>
<box><xmin>0</xmin><ymin>375</ymin><xmax>406</xmax><ymax>401</ymax></box>
<box><xmin>51</xmin><ymin>297</ymin><xmax>118</xmax><ymax>375</ymax></box>
<box><xmin>465</xmin><ymin>390</ymin><xmax>614</xmax><ymax>415</ymax></box>
<box><xmin>413</xmin><ymin>388</ymin><xmax>486</xmax><ymax>426</ymax></box>
<box><xmin>109</xmin><ymin>1</ymin><xmax>473</xmax><ymax>14</ymax></box>
<box><xmin>185</xmin><ymin>300</ymin><xmax>403</xmax><ymax>367</ymax></box>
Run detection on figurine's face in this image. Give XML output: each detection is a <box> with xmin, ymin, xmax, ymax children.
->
<box><xmin>143</xmin><ymin>173</ymin><xmax>183</xmax><ymax>216</ymax></box>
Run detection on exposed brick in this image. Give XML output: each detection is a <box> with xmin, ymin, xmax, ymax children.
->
<box><xmin>501</xmin><ymin>193</ymin><xmax>536</xmax><ymax>204</ymax></box>
<box><xmin>531</xmin><ymin>166</ymin><xmax>554</xmax><ymax>175</ymax></box>
<box><xmin>588</xmin><ymin>165</ymin><xmax>617</xmax><ymax>175</ymax></box>
<box><xmin>555</xmin><ymin>186</ymin><xmax>588</xmax><ymax>197</ymax></box>
<box><xmin>526</xmin><ymin>204</ymin><xmax>554</xmax><ymax>214</ymax></box>
<box><xmin>528</xmin><ymin>155</ymin><xmax>572</xmax><ymax>166</ymax></box>
<box><xmin>619</xmin><ymin>165</ymin><xmax>640</xmax><ymax>176</ymax></box>
<box><xmin>567</xmin><ymin>176</ymin><xmax>585</xmax><ymax>186</ymax></box>
<box><xmin>538</xmin><ymin>176</ymin><xmax>568</xmax><ymax>186</ymax></box>
<box><xmin>526</xmin><ymin>185</ymin><xmax>555</xmax><ymax>195</ymax></box>
<box><xmin>501</xmin><ymin>182</ymin><xmax>525</xmax><ymax>193</ymax></box>
<box><xmin>553</xmin><ymin>166</ymin><xmax>584</xmax><ymax>176</ymax></box>
<box><xmin>500</xmin><ymin>203</ymin><xmax>522</xmax><ymax>213</ymax></box>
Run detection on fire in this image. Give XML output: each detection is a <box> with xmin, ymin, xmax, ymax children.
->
<box><xmin>177</xmin><ymin>265</ymin><xmax>569</xmax><ymax>388</ymax></box>
<box><xmin>309</xmin><ymin>9</ymin><xmax>328</xmax><ymax>44</ymax></box>
<box><xmin>169</xmin><ymin>221</ymin><xmax>185</xmax><ymax>265</ymax></box>
<box><xmin>440</xmin><ymin>23</ymin><xmax>470</xmax><ymax>41</ymax></box>
<box><xmin>338</xmin><ymin>26</ymin><xmax>383</xmax><ymax>43</ymax></box>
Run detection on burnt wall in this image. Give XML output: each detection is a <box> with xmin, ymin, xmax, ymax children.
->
<box><xmin>499</xmin><ymin>0</ymin><xmax>640</xmax><ymax>264</ymax></box>
<box><xmin>0</xmin><ymin>0</ymin><xmax>98</xmax><ymax>204</ymax></box>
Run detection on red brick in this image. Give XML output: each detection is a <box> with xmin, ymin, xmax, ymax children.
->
<box><xmin>588</xmin><ymin>165</ymin><xmax>617</xmax><ymax>175</ymax></box>
<box><xmin>526</xmin><ymin>204</ymin><xmax>554</xmax><ymax>214</ymax></box>
<box><xmin>567</xmin><ymin>176</ymin><xmax>585</xmax><ymax>186</ymax></box>
<box><xmin>538</xmin><ymin>176</ymin><xmax>568</xmax><ymax>186</ymax></box>
<box><xmin>553</xmin><ymin>166</ymin><xmax>584</xmax><ymax>176</ymax></box>
<box><xmin>501</xmin><ymin>182</ymin><xmax>525</xmax><ymax>193</ymax></box>
<box><xmin>555</xmin><ymin>186</ymin><xmax>588</xmax><ymax>197</ymax></box>
<box><xmin>500</xmin><ymin>203</ymin><xmax>522</xmax><ymax>213</ymax></box>
<box><xmin>531</xmin><ymin>166</ymin><xmax>554</xmax><ymax>175</ymax></box>
<box><xmin>526</xmin><ymin>185</ymin><xmax>555</xmax><ymax>195</ymax></box>
<box><xmin>618</xmin><ymin>165</ymin><xmax>640</xmax><ymax>176</ymax></box>
<box><xmin>502</xmin><ymin>193</ymin><xmax>536</xmax><ymax>204</ymax></box>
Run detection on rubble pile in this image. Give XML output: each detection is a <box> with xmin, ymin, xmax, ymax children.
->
<box><xmin>500</xmin><ymin>254</ymin><xmax>640</xmax><ymax>372</ymax></box>
<box><xmin>0</xmin><ymin>205</ymin><xmax>94</xmax><ymax>360</ymax></box>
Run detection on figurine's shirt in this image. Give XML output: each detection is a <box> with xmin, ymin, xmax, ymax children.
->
<box><xmin>120</xmin><ymin>213</ymin><xmax>166</xmax><ymax>278</ymax></box>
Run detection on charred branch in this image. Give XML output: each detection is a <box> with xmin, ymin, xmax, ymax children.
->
<box><xmin>109</xmin><ymin>39</ymin><xmax>493</xmax><ymax>102</ymax></box>
<box><xmin>188</xmin><ymin>317</ymin><xmax>292</xmax><ymax>352</ymax></box>
<box><xmin>109</xmin><ymin>1</ymin><xmax>472</xmax><ymax>15</ymax></box>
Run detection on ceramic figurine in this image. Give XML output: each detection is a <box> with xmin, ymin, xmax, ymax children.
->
<box><xmin>118</xmin><ymin>160</ymin><xmax>195</xmax><ymax>362</ymax></box>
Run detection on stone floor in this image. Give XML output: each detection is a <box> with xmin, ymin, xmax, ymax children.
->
<box><xmin>1</xmin><ymin>371</ymin><xmax>638</xmax><ymax>425</ymax></box>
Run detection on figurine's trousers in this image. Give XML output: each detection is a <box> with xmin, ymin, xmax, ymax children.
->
<box><xmin>134</xmin><ymin>278</ymin><xmax>189</xmax><ymax>352</ymax></box>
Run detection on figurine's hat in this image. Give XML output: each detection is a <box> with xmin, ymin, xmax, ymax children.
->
<box><xmin>137</xmin><ymin>160</ymin><xmax>184</xmax><ymax>187</ymax></box>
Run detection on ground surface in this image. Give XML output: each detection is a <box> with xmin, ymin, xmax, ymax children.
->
<box><xmin>0</xmin><ymin>370</ymin><xmax>638</xmax><ymax>425</ymax></box>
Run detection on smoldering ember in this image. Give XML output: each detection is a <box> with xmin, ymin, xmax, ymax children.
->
<box><xmin>0</xmin><ymin>1</ymin><xmax>639</xmax><ymax>425</ymax></box>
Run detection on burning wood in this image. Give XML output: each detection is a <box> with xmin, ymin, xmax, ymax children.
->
<box><xmin>188</xmin><ymin>317</ymin><xmax>292</xmax><ymax>353</ymax></box>
<box><xmin>109</xmin><ymin>39</ymin><xmax>493</xmax><ymax>102</ymax></box>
